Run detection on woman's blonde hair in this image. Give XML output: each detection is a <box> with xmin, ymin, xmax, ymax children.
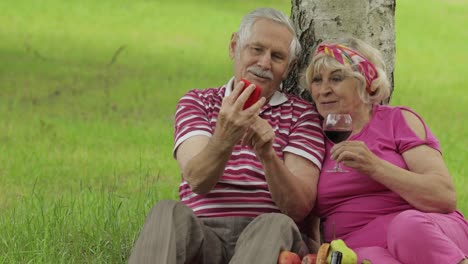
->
<box><xmin>301</xmin><ymin>37</ymin><xmax>391</xmax><ymax>104</ymax></box>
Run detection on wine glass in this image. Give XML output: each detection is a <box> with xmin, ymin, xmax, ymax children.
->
<box><xmin>323</xmin><ymin>113</ymin><xmax>353</xmax><ymax>172</ymax></box>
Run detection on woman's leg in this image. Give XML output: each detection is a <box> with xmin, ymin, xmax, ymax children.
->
<box><xmin>387</xmin><ymin>210</ymin><xmax>468</xmax><ymax>264</ymax></box>
<box><xmin>354</xmin><ymin>246</ymin><xmax>401</xmax><ymax>264</ymax></box>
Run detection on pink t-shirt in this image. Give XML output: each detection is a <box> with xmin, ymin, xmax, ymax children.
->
<box><xmin>314</xmin><ymin>105</ymin><xmax>442</xmax><ymax>246</ymax></box>
<box><xmin>174</xmin><ymin>79</ymin><xmax>325</xmax><ymax>218</ymax></box>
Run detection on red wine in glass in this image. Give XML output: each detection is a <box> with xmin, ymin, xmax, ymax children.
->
<box><xmin>324</xmin><ymin>130</ymin><xmax>352</xmax><ymax>144</ymax></box>
<box><xmin>323</xmin><ymin>113</ymin><xmax>353</xmax><ymax>172</ymax></box>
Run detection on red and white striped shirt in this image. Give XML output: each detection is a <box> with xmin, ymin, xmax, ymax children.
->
<box><xmin>173</xmin><ymin>78</ymin><xmax>325</xmax><ymax>218</ymax></box>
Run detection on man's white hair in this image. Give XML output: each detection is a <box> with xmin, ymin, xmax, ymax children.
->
<box><xmin>236</xmin><ymin>8</ymin><xmax>301</xmax><ymax>64</ymax></box>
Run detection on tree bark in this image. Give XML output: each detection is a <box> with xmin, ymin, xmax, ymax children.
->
<box><xmin>286</xmin><ymin>0</ymin><xmax>396</xmax><ymax>103</ymax></box>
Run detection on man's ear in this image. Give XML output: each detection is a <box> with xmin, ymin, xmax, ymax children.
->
<box><xmin>229</xmin><ymin>32</ymin><xmax>238</xmax><ymax>60</ymax></box>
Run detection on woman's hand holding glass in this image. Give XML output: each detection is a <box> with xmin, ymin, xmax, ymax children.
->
<box><xmin>323</xmin><ymin>113</ymin><xmax>353</xmax><ymax>173</ymax></box>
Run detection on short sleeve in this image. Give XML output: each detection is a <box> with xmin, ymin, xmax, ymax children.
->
<box><xmin>283</xmin><ymin>106</ymin><xmax>325</xmax><ymax>169</ymax></box>
<box><xmin>394</xmin><ymin>107</ymin><xmax>441</xmax><ymax>154</ymax></box>
<box><xmin>173</xmin><ymin>90</ymin><xmax>213</xmax><ymax>158</ymax></box>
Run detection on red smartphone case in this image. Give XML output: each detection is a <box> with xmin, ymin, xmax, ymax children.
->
<box><xmin>240</xmin><ymin>79</ymin><xmax>262</xmax><ymax>110</ymax></box>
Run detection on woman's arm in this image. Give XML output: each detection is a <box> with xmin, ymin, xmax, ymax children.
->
<box><xmin>331</xmin><ymin>110</ymin><xmax>457</xmax><ymax>213</ymax></box>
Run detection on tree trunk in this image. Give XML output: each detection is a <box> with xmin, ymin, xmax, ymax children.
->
<box><xmin>285</xmin><ymin>0</ymin><xmax>396</xmax><ymax>103</ymax></box>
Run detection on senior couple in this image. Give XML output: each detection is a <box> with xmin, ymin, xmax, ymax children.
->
<box><xmin>128</xmin><ymin>8</ymin><xmax>468</xmax><ymax>264</ymax></box>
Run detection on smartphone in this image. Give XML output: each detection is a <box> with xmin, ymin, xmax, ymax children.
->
<box><xmin>240</xmin><ymin>79</ymin><xmax>262</xmax><ymax>110</ymax></box>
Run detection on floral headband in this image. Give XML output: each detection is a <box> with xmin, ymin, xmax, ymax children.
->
<box><xmin>315</xmin><ymin>44</ymin><xmax>378</xmax><ymax>93</ymax></box>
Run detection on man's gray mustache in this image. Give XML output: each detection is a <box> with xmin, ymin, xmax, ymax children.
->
<box><xmin>247</xmin><ymin>66</ymin><xmax>274</xmax><ymax>80</ymax></box>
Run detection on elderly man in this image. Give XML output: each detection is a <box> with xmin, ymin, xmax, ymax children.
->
<box><xmin>128</xmin><ymin>8</ymin><xmax>324</xmax><ymax>264</ymax></box>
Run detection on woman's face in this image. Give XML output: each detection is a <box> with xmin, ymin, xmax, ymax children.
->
<box><xmin>309</xmin><ymin>68</ymin><xmax>365</xmax><ymax>118</ymax></box>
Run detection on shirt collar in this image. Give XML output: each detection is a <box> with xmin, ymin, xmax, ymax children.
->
<box><xmin>223</xmin><ymin>77</ymin><xmax>288</xmax><ymax>107</ymax></box>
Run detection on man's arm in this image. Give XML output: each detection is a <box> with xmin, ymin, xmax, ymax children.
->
<box><xmin>176</xmin><ymin>135</ymin><xmax>233</xmax><ymax>194</ymax></box>
<box><xmin>261</xmin><ymin>150</ymin><xmax>320</xmax><ymax>223</ymax></box>
<box><xmin>244</xmin><ymin>116</ymin><xmax>322</xmax><ymax>222</ymax></box>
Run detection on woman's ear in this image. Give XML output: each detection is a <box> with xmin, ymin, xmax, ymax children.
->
<box><xmin>229</xmin><ymin>33</ymin><xmax>238</xmax><ymax>60</ymax></box>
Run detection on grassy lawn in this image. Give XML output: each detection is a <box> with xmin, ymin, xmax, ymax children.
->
<box><xmin>0</xmin><ymin>0</ymin><xmax>466</xmax><ymax>262</ymax></box>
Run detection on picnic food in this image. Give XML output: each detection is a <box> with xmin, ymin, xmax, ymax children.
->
<box><xmin>301</xmin><ymin>253</ymin><xmax>317</xmax><ymax>264</ymax></box>
<box><xmin>330</xmin><ymin>251</ymin><xmax>343</xmax><ymax>264</ymax></box>
<box><xmin>316</xmin><ymin>239</ymin><xmax>357</xmax><ymax>264</ymax></box>
<box><xmin>327</xmin><ymin>239</ymin><xmax>357</xmax><ymax>264</ymax></box>
<box><xmin>240</xmin><ymin>79</ymin><xmax>262</xmax><ymax>110</ymax></box>
<box><xmin>316</xmin><ymin>243</ymin><xmax>330</xmax><ymax>264</ymax></box>
<box><xmin>278</xmin><ymin>251</ymin><xmax>302</xmax><ymax>264</ymax></box>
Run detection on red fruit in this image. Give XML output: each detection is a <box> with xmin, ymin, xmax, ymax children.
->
<box><xmin>302</xmin><ymin>254</ymin><xmax>318</xmax><ymax>264</ymax></box>
<box><xmin>240</xmin><ymin>79</ymin><xmax>262</xmax><ymax>110</ymax></box>
<box><xmin>278</xmin><ymin>251</ymin><xmax>302</xmax><ymax>264</ymax></box>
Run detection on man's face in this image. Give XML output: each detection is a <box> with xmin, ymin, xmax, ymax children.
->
<box><xmin>230</xmin><ymin>19</ymin><xmax>294</xmax><ymax>100</ymax></box>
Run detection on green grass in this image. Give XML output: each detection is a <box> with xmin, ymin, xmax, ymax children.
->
<box><xmin>392</xmin><ymin>0</ymin><xmax>468</xmax><ymax>208</ymax></box>
<box><xmin>0</xmin><ymin>0</ymin><xmax>466</xmax><ymax>262</ymax></box>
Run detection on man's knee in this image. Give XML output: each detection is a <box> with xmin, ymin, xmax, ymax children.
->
<box><xmin>150</xmin><ymin>200</ymin><xmax>186</xmax><ymax>214</ymax></box>
<box><xmin>254</xmin><ymin>213</ymin><xmax>297</xmax><ymax>230</ymax></box>
<box><xmin>148</xmin><ymin>200</ymin><xmax>192</xmax><ymax>221</ymax></box>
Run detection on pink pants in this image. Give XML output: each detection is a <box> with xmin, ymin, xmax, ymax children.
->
<box><xmin>353</xmin><ymin>210</ymin><xmax>468</xmax><ymax>264</ymax></box>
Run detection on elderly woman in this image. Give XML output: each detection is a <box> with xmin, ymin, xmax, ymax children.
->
<box><xmin>303</xmin><ymin>37</ymin><xmax>468</xmax><ymax>263</ymax></box>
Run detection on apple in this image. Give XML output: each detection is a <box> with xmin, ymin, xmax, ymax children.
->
<box><xmin>301</xmin><ymin>254</ymin><xmax>317</xmax><ymax>264</ymax></box>
<box><xmin>278</xmin><ymin>251</ymin><xmax>302</xmax><ymax>264</ymax></box>
<box><xmin>240</xmin><ymin>79</ymin><xmax>262</xmax><ymax>110</ymax></box>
